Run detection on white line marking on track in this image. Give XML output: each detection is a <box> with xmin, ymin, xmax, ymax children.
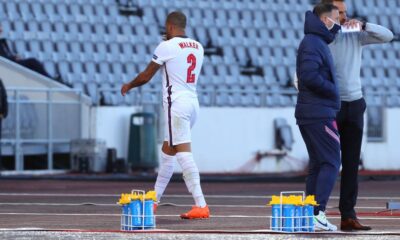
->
<box><xmin>0</xmin><ymin>202</ymin><xmax>115</xmax><ymax>206</ymax></box>
<box><xmin>0</xmin><ymin>213</ymin><xmax>399</xmax><ymax>220</ymax></box>
<box><xmin>0</xmin><ymin>202</ymin><xmax>386</xmax><ymax>210</ymax></box>
<box><xmin>1</xmin><ymin>228</ymin><xmax>400</xmax><ymax>235</ymax></box>
<box><xmin>0</xmin><ymin>193</ymin><xmax>399</xmax><ymax>200</ymax></box>
<box><xmin>0</xmin><ymin>193</ymin><xmax>118</xmax><ymax>197</ymax></box>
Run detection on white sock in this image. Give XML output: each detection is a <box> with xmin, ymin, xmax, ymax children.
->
<box><xmin>154</xmin><ymin>152</ymin><xmax>175</xmax><ymax>202</ymax></box>
<box><xmin>176</xmin><ymin>152</ymin><xmax>207</xmax><ymax>208</ymax></box>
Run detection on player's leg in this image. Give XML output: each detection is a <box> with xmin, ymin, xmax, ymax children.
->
<box><xmin>170</xmin><ymin>100</ymin><xmax>208</xmax><ymax>219</ymax></box>
<box><xmin>175</xmin><ymin>143</ymin><xmax>206</xmax><ymax>208</ymax></box>
<box><xmin>153</xmin><ymin>105</ymin><xmax>178</xmax><ymax>207</ymax></box>
<box><xmin>154</xmin><ymin>141</ymin><xmax>176</xmax><ymax>204</ymax></box>
<box><xmin>175</xmin><ymin>142</ymin><xmax>209</xmax><ymax>219</ymax></box>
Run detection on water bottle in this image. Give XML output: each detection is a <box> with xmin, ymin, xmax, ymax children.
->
<box><xmin>303</xmin><ymin>195</ymin><xmax>317</xmax><ymax>232</ymax></box>
<box><xmin>144</xmin><ymin>191</ymin><xmax>157</xmax><ymax>228</ymax></box>
<box><xmin>282</xmin><ymin>202</ymin><xmax>295</xmax><ymax>232</ymax></box>
<box><xmin>269</xmin><ymin>196</ymin><xmax>282</xmax><ymax>231</ymax></box>
<box><xmin>294</xmin><ymin>196</ymin><xmax>303</xmax><ymax>232</ymax></box>
<box><xmin>129</xmin><ymin>194</ymin><xmax>143</xmax><ymax>229</ymax></box>
<box><xmin>118</xmin><ymin>194</ymin><xmax>131</xmax><ymax>231</ymax></box>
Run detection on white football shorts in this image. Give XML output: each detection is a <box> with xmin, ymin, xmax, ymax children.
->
<box><xmin>163</xmin><ymin>97</ymin><xmax>199</xmax><ymax>146</ymax></box>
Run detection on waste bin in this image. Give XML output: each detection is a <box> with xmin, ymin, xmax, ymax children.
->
<box><xmin>127</xmin><ymin>112</ymin><xmax>158</xmax><ymax>170</ymax></box>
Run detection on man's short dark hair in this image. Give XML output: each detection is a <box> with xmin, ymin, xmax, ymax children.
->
<box><xmin>313</xmin><ymin>3</ymin><xmax>339</xmax><ymax>17</ymax></box>
<box><xmin>166</xmin><ymin>11</ymin><xmax>186</xmax><ymax>29</ymax></box>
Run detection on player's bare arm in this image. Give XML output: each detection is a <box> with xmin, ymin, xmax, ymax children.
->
<box><xmin>121</xmin><ymin>61</ymin><xmax>161</xmax><ymax>96</ymax></box>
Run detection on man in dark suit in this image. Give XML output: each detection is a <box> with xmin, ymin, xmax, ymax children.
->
<box><xmin>0</xmin><ymin>24</ymin><xmax>52</xmax><ymax>79</ymax></box>
<box><xmin>0</xmin><ymin>78</ymin><xmax>8</xmax><ymax>171</ymax></box>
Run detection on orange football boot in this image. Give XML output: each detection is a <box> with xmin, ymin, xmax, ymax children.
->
<box><xmin>180</xmin><ymin>205</ymin><xmax>210</xmax><ymax>219</ymax></box>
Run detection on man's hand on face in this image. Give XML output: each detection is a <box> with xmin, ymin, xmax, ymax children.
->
<box><xmin>343</xmin><ymin>19</ymin><xmax>363</xmax><ymax>29</ymax></box>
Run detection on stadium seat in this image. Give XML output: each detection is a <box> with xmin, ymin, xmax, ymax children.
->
<box><xmin>31</xmin><ymin>2</ymin><xmax>46</xmax><ymax>21</ymax></box>
<box><xmin>2</xmin><ymin>0</ymin><xmax>396</xmax><ymax>107</ymax></box>
<box><xmin>228</xmin><ymin>9</ymin><xmax>241</xmax><ymax>28</ymax></box>
<box><xmin>234</xmin><ymin>45</ymin><xmax>248</xmax><ymax>66</ymax></box>
<box><xmin>214</xmin><ymin>9</ymin><xmax>227</xmax><ymax>28</ymax></box>
<box><xmin>194</xmin><ymin>27</ymin><xmax>208</xmax><ymax>46</ymax></box>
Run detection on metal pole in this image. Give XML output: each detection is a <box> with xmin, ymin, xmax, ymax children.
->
<box><xmin>15</xmin><ymin>90</ymin><xmax>23</xmax><ymax>171</ymax></box>
<box><xmin>47</xmin><ymin>90</ymin><xmax>53</xmax><ymax>170</ymax></box>
<box><xmin>79</xmin><ymin>91</ymin><xmax>83</xmax><ymax>138</ymax></box>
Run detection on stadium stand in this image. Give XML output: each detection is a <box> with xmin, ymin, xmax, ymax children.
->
<box><xmin>0</xmin><ymin>0</ymin><xmax>398</xmax><ymax>107</ymax></box>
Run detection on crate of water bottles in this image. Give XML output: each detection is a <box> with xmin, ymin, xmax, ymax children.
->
<box><xmin>117</xmin><ymin>190</ymin><xmax>156</xmax><ymax>231</ymax></box>
<box><xmin>268</xmin><ymin>191</ymin><xmax>318</xmax><ymax>232</ymax></box>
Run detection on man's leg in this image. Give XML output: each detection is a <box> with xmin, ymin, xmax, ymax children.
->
<box><xmin>300</xmin><ymin>121</ymin><xmax>340</xmax><ymax>231</ymax></box>
<box><xmin>338</xmin><ymin>98</ymin><xmax>365</xmax><ymax>220</ymax></box>
<box><xmin>174</xmin><ymin>143</ymin><xmax>207</xmax><ymax>209</ymax></box>
<box><xmin>163</xmin><ymin>99</ymin><xmax>208</xmax><ymax>219</ymax></box>
<box><xmin>338</xmin><ymin>99</ymin><xmax>370</xmax><ymax>230</ymax></box>
<box><xmin>304</xmin><ymin>122</ymin><xmax>341</xmax><ymax>214</ymax></box>
<box><xmin>0</xmin><ymin>119</ymin><xmax>2</xmax><ymax>171</ymax></box>
<box><xmin>300</xmin><ymin>126</ymin><xmax>320</xmax><ymax>197</ymax></box>
<box><xmin>154</xmin><ymin>142</ymin><xmax>176</xmax><ymax>203</ymax></box>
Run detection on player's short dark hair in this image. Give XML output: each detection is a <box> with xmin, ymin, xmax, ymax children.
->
<box><xmin>166</xmin><ymin>11</ymin><xmax>186</xmax><ymax>29</ymax></box>
<box><xmin>313</xmin><ymin>3</ymin><xmax>339</xmax><ymax>17</ymax></box>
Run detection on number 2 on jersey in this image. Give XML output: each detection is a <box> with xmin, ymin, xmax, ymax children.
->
<box><xmin>186</xmin><ymin>54</ymin><xmax>196</xmax><ymax>83</ymax></box>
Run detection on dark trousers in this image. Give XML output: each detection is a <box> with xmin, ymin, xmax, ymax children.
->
<box><xmin>337</xmin><ymin>98</ymin><xmax>366</xmax><ymax>220</ymax></box>
<box><xmin>0</xmin><ymin>119</ymin><xmax>2</xmax><ymax>170</ymax></box>
<box><xmin>299</xmin><ymin>120</ymin><xmax>341</xmax><ymax>215</ymax></box>
<box><xmin>16</xmin><ymin>58</ymin><xmax>51</xmax><ymax>78</ymax></box>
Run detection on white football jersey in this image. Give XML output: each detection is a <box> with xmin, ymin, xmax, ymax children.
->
<box><xmin>152</xmin><ymin>36</ymin><xmax>204</xmax><ymax>103</ymax></box>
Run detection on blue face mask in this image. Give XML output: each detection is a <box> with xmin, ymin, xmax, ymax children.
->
<box><xmin>327</xmin><ymin>17</ymin><xmax>341</xmax><ymax>35</ymax></box>
<box><xmin>329</xmin><ymin>23</ymin><xmax>341</xmax><ymax>35</ymax></box>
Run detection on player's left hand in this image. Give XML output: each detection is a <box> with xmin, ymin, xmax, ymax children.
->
<box><xmin>121</xmin><ymin>83</ymin><xmax>131</xmax><ymax>96</ymax></box>
<box><xmin>343</xmin><ymin>19</ymin><xmax>362</xmax><ymax>29</ymax></box>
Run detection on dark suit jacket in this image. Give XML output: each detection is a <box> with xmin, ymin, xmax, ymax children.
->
<box><xmin>0</xmin><ymin>79</ymin><xmax>8</xmax><ymax>118</ymax></box>
<box><xmin>0</xmin><ymin>38</ymin><xmax>16</xmax><ymax>61</ymax></box>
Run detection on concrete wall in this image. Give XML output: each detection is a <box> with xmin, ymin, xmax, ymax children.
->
<box><xmin>363</xmin><ymin>108</ymin><xmax>400</xmax><ymax>170</ymax></box>
<box><xmin>91</xmin><ymin>106</ymin><xmax>143</xmax><ymax>160</ymax></box>
<box><xmin>92</xmin><ymin>105</ymin><xmax>400</xmax><ymax>172</ymax></box>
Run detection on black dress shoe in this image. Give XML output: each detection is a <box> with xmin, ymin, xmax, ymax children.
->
<box><xmin>341</xmin><ymin>218</ymin><xmax>372</xmax><ymax>231</ymax></box>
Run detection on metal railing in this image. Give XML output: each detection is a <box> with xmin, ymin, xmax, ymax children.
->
<box><xmin>96</xmin><ymin>86</ymin><xmax>299</xmax><ymax>107</ymax></box>
<box><xmin>1</xmin><ymin>88</ymin><xmax>88</xmax><ymax>171</ymax></box>
<box><xmin>96</xmin><ymin>87</ymin><xmax>397</xmax><ymax>143</ymax></box>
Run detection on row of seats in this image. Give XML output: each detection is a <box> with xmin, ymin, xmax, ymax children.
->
<box><xmin>0</xmin><ymin>2</ymin><xmax>308</xmax><ymax>26</ymax></box>
<box><xmin>93</xmin><ymin>87</ymin><xmax>299</xmax><ymax>107</ymax></box>
<box><xmin>93</xmin><ymin>85</ymin><xmax>400</xmax><ymax>107</ymax></box>
<box><xmin>0</xmin><ymin>0</ymin><xmax>399</xmax><ymax>107</ymax></box>
<box><xmin>2</xmin><ymin>19</ymin><xmax>305</xmax><ymax>47</ymax></box>
<box><xmin>135</xmin><ymin>0</ymin><xmax>312</xmax><ymax>12</ymax></box>
<box><xmin>352</xmin><ymin>0</ymin><xmax>400</xmax><ymax>15</ymax></box>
